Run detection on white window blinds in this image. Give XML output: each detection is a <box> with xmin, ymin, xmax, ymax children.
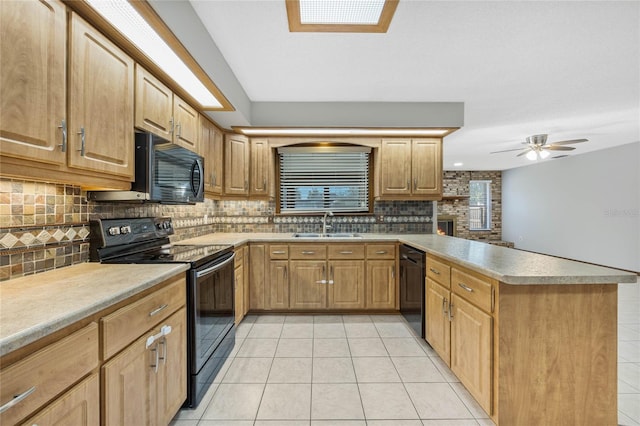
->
<box><xmin>278</xmin><ymin>146</ymin><xmax>371</xmax><ymax>213</ymax></box>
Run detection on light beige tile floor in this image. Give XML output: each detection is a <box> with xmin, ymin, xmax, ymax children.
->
<box><xmin>172</xmin><ymin>278</ymin><xmax>640</xmax><ymax>426</ymax></box>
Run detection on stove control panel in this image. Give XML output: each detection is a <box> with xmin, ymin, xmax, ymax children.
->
<box><xmin>90</xmin><ymin>217</ymin><xmax>174</xmax><ymax>248</ymax></box>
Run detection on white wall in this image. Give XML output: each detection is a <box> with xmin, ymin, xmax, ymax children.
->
<box><xmin>503</xmin><ymin>142</ymin><xmax>639</xmax><ymax>272</ymax></box>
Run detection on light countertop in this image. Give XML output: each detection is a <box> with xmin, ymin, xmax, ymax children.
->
<box><xmin>179</xmin><ymin>232</ymin><xmax>637</xmax><ymax>285</ymax></box>
<box><xmin>0</xmin><ymin>262</ymin><xmax>189</xmax><ymax>357</ymax></box>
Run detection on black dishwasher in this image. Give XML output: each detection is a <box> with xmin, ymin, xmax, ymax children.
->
<box><xmin>399</xmin><ymin>244</ymin><xmax>426</xmax><ymax>338</ymax></box>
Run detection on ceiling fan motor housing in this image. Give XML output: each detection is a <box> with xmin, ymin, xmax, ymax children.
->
<box><xmin>526</xmin><ymin>134</ymin><xmax>548</xmax><ymax>146</ymax></box>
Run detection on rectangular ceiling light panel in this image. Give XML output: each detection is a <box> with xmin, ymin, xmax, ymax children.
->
<box><xmin>86</xmin><ymin>0</ymin><xmax>224</xmax><ymax>109</ymax></box>
<box><xmin>300</xmin><ymin>0</ymin><xmax>386</xmax><ymax>25</ymax></box>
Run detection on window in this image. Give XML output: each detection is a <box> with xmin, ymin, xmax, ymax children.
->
<box><xmin>278</xmin><ymin>146</ymin><xmax>371</xmax><ymax>213</ymax></box>
<box><xmin>469</xmin><ymin>180</ymin><xmax>491</xmax><ymax>230</ymax></box>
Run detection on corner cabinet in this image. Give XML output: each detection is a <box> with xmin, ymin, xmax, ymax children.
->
<box><xmin>378</xmin><ymin>138</ymin><xmax>442</xmax><ymax>200</ymax></box>
<box><xmin>224</xmin><ymin>134</ymin><xmax>250</xmax><ymax>196</ymax></box>
<box><xmin>68</xmin><ymin>13</ymin><xmax>135</xmax><ymax>179</ymax></box>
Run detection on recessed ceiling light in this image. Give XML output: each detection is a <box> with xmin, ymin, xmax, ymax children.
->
<box><xmin>453</xmin><ymin>162</ymin><xmax>463</xmax><ymax>167</ymax></box>
<box><xmin>86</xmin><ymin>0</ymin><xmax>226</xmax><ymax>109</ymax></box>
<box><xmin>233</xmin><ymin>127</ymin><xmax>452</xmax><ymax>137</ymax></box>
<box><xmin>286</xmin><ymin>0</ymin><xmax>399</xmax><ymax>33</ymax></box>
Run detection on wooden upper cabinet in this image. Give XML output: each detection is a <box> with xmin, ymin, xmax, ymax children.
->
<box><xmin>224</xmin><ymin>134</ymin><xmax>250</xmax><ymax>196</ymax></box>
<box><xmin>68</xmin><ymin>13</ymin><xmax>134</xmax><ymax>179</ymax></box>
<box><xmin>201</xmin><ymin>117</ymin><xmax>223</xmax><ymax>195</ymax></box>
<box><xmin>379</xmin><ymin>138</ymin><xmax>442</xmax><ymax>199</ymax></box>
<box><xmin>173</xmin><ymin>95</ymin><xmax>199</xmax><ymax>152</ymax></box>
<box><xmin>134</xmin><ymin>65</ymin><xmax>173</xmax><ymax>140</ymax></box>
<box><xmin>250</xmin><ymin>138</ymin><xmax>271</xmax><ymax>197</ymax></box>
<box><xmin>0</xmin><ymin>0</ymin><xmax>66</xmax><ymax>166</ymax></box>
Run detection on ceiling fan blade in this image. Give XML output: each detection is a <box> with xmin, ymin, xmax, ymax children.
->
<box><xmin>546</xmin><ymin>145</ymin><xmax>575</xmax><ymax>151</ymax></box>
<box><xmin>490</xmin><ymin>147</ymin><xmax>528</xmax><ymax>154</ymax></box>
<box><xmin>516</xmin><ymin>150</ymin><xmax>531</xmax><ymax>157</ymax></box>
<box><xmin>548</xmin><ymin>138</ymin><xmax>588</xmax><ymax>146</ymax></box>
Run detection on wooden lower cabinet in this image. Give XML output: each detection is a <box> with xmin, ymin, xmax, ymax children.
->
<box><xmin>289</xmin><ymin>260</ymin><xmax>327</xmax><ymax>309</ymax></box>
<box><xmin>235</xmin><ymin>247</ymin><xmax>245</xmax><ymax>324</ymax></box>
<box><xmin>425</xmin><ymin>279</ymin><xmax>451</xmax><ymax>362</ymax></box>
<box><xmin>269</xmin><ymin>260</ymin><xmax>290</xmax><ymax>309</ymax></box>
<box><xmin>450</xmin><ymin>294</ymin><xmax>492</xmax><ymax>413</ymax></box>
<box><xmin>365</xmin><ymin>260</ymin><xmax>396</xmax><ymax>309</ymax></box>
<box><xmin>249</xmin><ymin>244</ymin><xmax>267</xmax><ymax>310</ymax></box>
<box><xmin>328</xmin><ymin>260</ymin><xmax>365</xmax><ymax>309</ymax></box>
<box><xmin>103</xmin><ymin>308</ymin><xmax>186</xmax><ymax>426</ymax></box>
<box><xmin>23</xmin><ymin>373</ymin><xmax>100</xmax><ymax>426</ymax></box>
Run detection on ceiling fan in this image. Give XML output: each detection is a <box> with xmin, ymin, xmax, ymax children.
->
<box><xmin>490</xmin><ymin>134</ymin><xmax>588</xmax><ymax>161</ymax></box>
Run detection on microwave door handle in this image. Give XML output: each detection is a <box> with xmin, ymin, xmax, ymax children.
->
<box><xmin>196</xmin><ymin>253</ymin><xmax>236</xmax><ymax>278</ymax></box>
<box><xmin>191</xmin><ymin>158</ymin><xmax>204</xmax><ymax>197</ymax></box>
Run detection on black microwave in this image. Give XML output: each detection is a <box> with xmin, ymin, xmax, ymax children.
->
<box><xmin>87</xmin><ymin>133</ymin><xmax>204</xmax><ymax>204</ymax></box>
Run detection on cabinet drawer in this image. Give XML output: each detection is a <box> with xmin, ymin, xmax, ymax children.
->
<box><xmin>0</xmin><ymin>323</ymin><xmax>99</xmax><ymax>426</ymax></box>
<box><xmin>366</xmin><ymin>244</ymin><xmax>396</xmax><ymax>259</ymax></box>
<box><xmin>451</xmin><ymin>268</ymin><xmax>493</xmax><ymax>313</ymax></box>
<box><xmin>427</xmin><ymin>256</ymin><xmax>451</xmax><ymax>288</ymax></box>
<box><xmin>269</xmin><ymin>244</ymin><xmax>289</xmax><ymax>259</ymax></box>
<box><xmin>328</xmin><ymin>244</ymin><xmax>365</xmax><ymax>259</ymax></box>
<box><xmin>289</xmin><ymin>244</ymin><xmax>326</xmax><ymax>260</ymax></box>
<box><xmin>102</xmin><ymin>276</ymin><xmax>186</xmax><ymax>360</ymax></box>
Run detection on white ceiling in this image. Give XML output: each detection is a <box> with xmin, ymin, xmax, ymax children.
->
<box><xmin>164</xmin><ymin>1</ymin><xmax>639</xmax><ymax>170</ymax></box>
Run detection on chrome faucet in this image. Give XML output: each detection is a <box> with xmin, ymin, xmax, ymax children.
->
<box><xmin>322</xmin><ymin>211</ymin><xmax>334</xmax><ymax>236</ymax></box>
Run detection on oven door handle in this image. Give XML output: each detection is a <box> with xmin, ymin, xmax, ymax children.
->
<box><xmin>196</xmin><ymin>253</ymin><xmax>236</xmax><ymax>278</ymax></box>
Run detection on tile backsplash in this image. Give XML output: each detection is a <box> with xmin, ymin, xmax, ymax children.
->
<box><xmin>1</xmin><ymin>177</ymin><xmax>434</xmax><ymax>281</ymax></box>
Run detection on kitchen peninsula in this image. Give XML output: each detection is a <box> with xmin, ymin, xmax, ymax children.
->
<box><xmin>1</xmin><ymin>233</ymin><xmax>635</xmax><ymax>425</ymax></box>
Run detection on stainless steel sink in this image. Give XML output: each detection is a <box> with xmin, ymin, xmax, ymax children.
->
<box><xmin>292</xmin><ymin>233</ymin><xmax>361</xmax><ymax>238</ymax></box>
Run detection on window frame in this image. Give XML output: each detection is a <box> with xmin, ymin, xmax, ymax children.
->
<box><xmin>469</xmin><ymin>180</ymin><xmax>492</xmax><ymax>231</ymax></box>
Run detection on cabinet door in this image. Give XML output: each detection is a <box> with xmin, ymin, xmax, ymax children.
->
<box><xmin>328</xmin><ymin>260</ymin><xmax>365</xmax><ymax>309</ymax></box>
<box><xmin>243</xmin><ymin>245</ymin><xmax>250</xmax><ymax>316</ymax></box>
<box><xmin>412</xmin><ymin>139</ymin><xmax>442</xmax><ymax>195</ymax></box>
<box><xmin>201</xmin><ymin>119</ymin><xmax>223</xmax><ymax>195</ymax></box>
<box><xmin>23</xmin><ymin>373</ymin><xmax>100</xmax><ymax>426</ymax></box>
<box><xmin>235</xmin><ymin>262</ymin><xmax>244</xmax><ymax>324</ymax></box>
<box><xmin>380</xmin><ymin>139</ymin><xmax>411</xmax><ymax>196</ymax></box>
<box><xmin>365</xmin><ymin>260</ymin><xmax>396</xmax><ymax>309</ymax></box>
<box><xmin>249</xmin><ymin>244</ymin><xmax>266</xmax><ymax>309</ymax></box>
<box><xmin>173</xmin><ymin>95</ymin><xmax>199</xmax><ymax>152</ymax></box>
<box><xmin>68</xmin><ymin>13</ymin><xmax>134</xmax><ymax>179</ymax></box>
<box><xmin>134</xmin><ymin>65</ymin><xmax>173</xmax><ymax>139</ymax></box>
<box><xmin>156</xmin><ymin>309</ymin><xmax>188</xmax><ymax>425</ymax></box>
<box><xmin>289</xmin><ymin>261</ymin><xmax>326</xmax><ymax>309</ymax></box>
<box><xmin>102</xmin><ymin>330</ymin><xmax>156</xmax><ymax>426</ymax></box>
<box><xmin>250</xmin><ymin>138</ymin><xmax>270</xmax><ymax>197</ymax></box>
<box><xmin>224</xmin><ymin>134</ymin><xmax>250</xmax><ymax>196</ymax></box>
<box><xmin>425</xmin><ymin>279</ymin><xmax>451</xmax><ymax>364</ymax></box>
<box><xmin>268</xmin><ymin>260</ymin><xmax>290</xmax><ymax>309</ymax></box>
<box><xmin>0</xmin><ymin>0</ymin><xmax>66</xmax><ymax>166</ymax></box>
<box><xmin>450</xmin><ymin>294</ymin><xmax>492</xmax><ymax>414</ymax></box>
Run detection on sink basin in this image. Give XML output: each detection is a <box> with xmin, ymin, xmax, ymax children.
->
<box><xmin>292</xmin><ymin>233</ymin><xmax>361</xmax><ymax>238</ymax></box>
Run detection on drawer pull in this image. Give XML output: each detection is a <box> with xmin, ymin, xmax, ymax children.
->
<box><xmin>376</xmin><ymin>250</ymin><xmax>387</xmax><ymax>255</ymax></box>
<box><xmin>272</xmin><ymin>250</ymin><xmax>286</xmax><ymax>255</ymax></box>
<box><xmin>302</xmin><ymin>251</ymin><xmax>315</xmax><ymax>255</ymax></box>
<box><xmin>149</xmin><ymin>304</ymin><xmax>168</xmax><ymax>317</ymax></box>
<box><xmin>339</xmin><ymin>251</ymin><xmax>353</xmax><ymax>255</ymax></box>
<box><xmin>0</xmin><ymin>386</ymin><xmax>36</xmax><ymax>414</ymax></box>
<box><xmin>458</xmin><ymin>283</ymin><xmax>474</xmax><ymax>293</ymax></box>
<box><xmin>429</xmin><ymin>267</ymin><xmax>440</xmax><ymax>275</ymax></box>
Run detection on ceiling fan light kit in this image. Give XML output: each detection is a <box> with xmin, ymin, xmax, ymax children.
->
<box><xmin>491</xmin><ymin>133</ymin><xmax>588</xmax><ymax>161</ymax></box>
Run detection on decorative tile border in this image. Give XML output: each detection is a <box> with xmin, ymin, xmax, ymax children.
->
<box><xmin>0</xmin><ymin>225</ymin><xmax>90</xmax><ymax>249</ymax></box>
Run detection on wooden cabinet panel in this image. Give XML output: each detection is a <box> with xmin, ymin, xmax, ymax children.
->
<box><xmin>235</xmin><ymin>257</ymin><xmax>244</xmax><ymax>324</ymax></box>
<box><xmin>425</xmin><ymin>279</ymin><xmax>451</xmax><ymax>363</ymax></box>
<box><xmin>243</xmin><ymin>245</ymin><xmax>250</xmax><ymax>317</ymax></box>
<box><xmin>224</xmin><ymin>134</ymin><xmax>249</xmax><ymax>196</ymax></box>
<box><xmin>451</xmin><ymin>267</ymin><xmax>494</xmax><ymax>313</ymax></box>
<box><xmin>201</xmin><ymin>118</ymin><xmax>223</xmax><ymax>195</ymax></box>
<box><xmin>0</xmin><ymin>323</ymin><xmax>99</xmax><ymax>426</ymax></box>
<box><xmin>134</xmin><ymin>65</ymin><xmax>173</xmax><ymax>140</ymax></box>
<box><xmin>328</xmin><ymin>244</ymin><xmax>365</xmax><ymax>260</ymax></box>
<box><xmin>0</xmin><ymin>0</ymin><xmax>66</xmax><ymax>166</ymax></box>
<box><xmin>380</xmin><ymin>139</ymin><xmax>412</xmax><ymax>195</ymax></box>
<box><xmin>365</xmin><ymin>260</ymin><xmax>396</xmax><ymax>309</ymax></box>
<box><xmin>328</xmin><ymin>260</ymin><xmax>365</xmax><ymax>309</ymax></box>
<box><xmin>173</xmin><ymin>95</ymin><xmax>199</xmax><ymax>152</ymax></box>
<box><xmin>365</xmin><ymin>244</ymin><xmax>396</xmax><ymax>260</ymax></box>
<box><xmin>249</xmin><ymin>244</ymin><xmax>266</xmax><ymax>310</ymax></box>
<box><xmin>268</xmin><ymin>260</ymin><xmax>290</xmax><ymax>309</ymax></box>
<box><xmin>427</xmin><ymin>256</ymin><xmax>451</xmax><ymax>288</ymax></box>
<box><xmin>289</xmin><ymin>260</ymin><xmax>326</xmax><ymax>309</ymax></box>
<box><xmin>23</xmin><ymin>373</ymin><xmax>99</xmax><ymax>426</ymax></box>
<box><xmin>269</xmin><ymin>245</ymin><xmax>289</xmax><ymax>260</ymax></box>
<box><xmin>155</xmin><ymin>309</ymin><xmax>187</xmax><ymax>426</ymax></box>
<box><xmin>450</xmin><ymin>294</ymin><xmax>492</xmax><ymax>414</ymax></box>
<box><xmin>412</xmin><ymin>139</ymin><xmax>442</xmax><ymax>195</ymax></box>
<box><xmin>250</xmin><ymin>138</ymin><xmax>270</xmax><ymax>196</ymax></box>
<box><xmin>68</xmin><ymin>13</ymin><xmax>134</xmax><ymax>179</ymax></box>
<box><xmin>101</xmin><ymin>277</ymin><xmax>186</xmax><ymax>360</ymax></box>
<box><xmin>290</xmin><ymin>245</ymin><xmax>326</xmax><ymax>260</ymax></box>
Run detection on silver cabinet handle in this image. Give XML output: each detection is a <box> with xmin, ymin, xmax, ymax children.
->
<box><xmin>414</xmin><ymin>178</ymin><xmax>417</xmax><ymax>190</ymax></box>
<box><xmin>458</xmin><ymin>283</ymin><xmax>474</xmax><ymax>293</ymax></box>
<box><xmin>77</xmin><ymin>127</ymin><xmax>85</xmax><ymax>156</ymax></box>
<box><xmin>57</xmin><ymin>119</ymin><xmax>67</xmax><ymax>152</ymax></box>
<box><xmin>406</xmin><ymin>180</ymin><xmax>410</xmax><ymax>189</ymax></box>
<box><xmin>429</xmin><ymin>267</ymin><xmax>440</xmax><ymax>275</ymax></box>
<box><xmin>159</xmin><ymin>337</ymin><xmax>167</xmax><ymax>364</ymax></box>
<box><xmin>391</xmin><ymin>265</ymin><xmax>395</xmax><ymax>279</ymax></box>
<box><xmin>272</xmin><ymin>250</ymin><xmax>286</xmax><ymax>255</ymax></box>
<box><xmin>376</xmin><ymin>250</ymin><xmax>387</xmax><ymax>255</ymax></box>
<box><xmin>244</xmin><ymin>180</ymin><xmax>248</xmax><ymax>190</ymax></box>
<box><xmin>149</xmin><ymin>304</ymin><xmax>168</xmax><ymax>317</ymax></box>
<box><xmin>150</xmin><ymin>345</ymin><xmax>159</xmax><ymax>373</ymax></box>
<box><xmin>442</xmin><ymin>297</ymin><xmax>447</xmax><ymax>316</ymax></box>
<box><xmin>263</xmin><ymin>178</ymin><xmax>267</xmax><ymax>190</ymax></box>
<box><xmin>176</xmin><ymin>123</ymin><xmax>182</xmax><ymax>138</ymax></box>
<box><xmin>302</xmin><ymin>251</ymin><xmax>315</xmax><ymax>255</ymax></box>
<box><xmin>316</xmin><ymin>265</ymin><xmax>326</xmax><ymax>284</ymax></box>
<box><xmin>339</xmin><ymin>251</ymin><xmax>353</xmax><ymax>255</ymax></box>
<box><xmin>329</xmin><ymin>265</ymin><xmax>334</xmax><ymax>284</ymax></box>
<box><xmin>284</xmin><ymin>265</ymin><xmax>288</xmax><ymax>281</ymax></box>
<box><xmin>0</xmin><ymin>386</ymin><xmax>36</xmax><ymax>414</ymax></box>
<box><xmin>448</xmin><ymin>301</ymin><xmax>454</xmax><ymax>321</ymax></box>
<box><xmin>169</xmin><ymin>117</ymin><xmax>174</xmax><ymax>135</ymax></box>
